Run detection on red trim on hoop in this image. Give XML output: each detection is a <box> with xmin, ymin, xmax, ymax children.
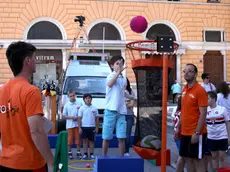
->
<box><xmin>126</xmin><ymin>40</ymin><xmax>179</xmax><ymax>53</ymax></box>
<box><xmin>131</xmin><ymin>58</ymin><xmax>173</xmax><ymax>69</ymax></box>
<box><xmin>126</xmin><ymin>40</ymin><xmax>156</xmax><ymax>52</ymax></box>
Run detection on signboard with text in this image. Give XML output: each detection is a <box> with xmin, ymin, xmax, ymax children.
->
<box><xmin>35</xmin><ymin>50</ymin><xmax>62</xmax><ymax>63</ymax></box>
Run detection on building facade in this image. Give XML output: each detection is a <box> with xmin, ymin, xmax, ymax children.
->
<box><xmin>0</xmin><ymin>0</ymin><xmax>229</xmax><ymax>88</ymax></box>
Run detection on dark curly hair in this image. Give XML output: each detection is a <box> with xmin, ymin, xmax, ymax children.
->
<box><xmin>83</xmin><ymin>93</ymin><xmax>92</xmax><ymax>100</ymax></box>
<box><xmin>207</xmin><ymin>91</ymin><xmax>217</xmax><ymax>102</ymax></box>
<box><xmin>6</xmin><ymin>41</ymin><xmax>36</xmax><ymax>76</ymax></box>
<box><xmin>108</xmin><ymin>55</ymin><xmax>125</xmax><ymax>71</ymax></box>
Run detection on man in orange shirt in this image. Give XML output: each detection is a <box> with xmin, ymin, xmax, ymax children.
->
<box><xmin>176</xmin><ymin>64</ymin><xmax>208</xmax><ymax>172</ymax></box>
<box><xmin>0</xmin><ymin>41</ymin><xmax>54</xmax><ymax>171</ymax></box>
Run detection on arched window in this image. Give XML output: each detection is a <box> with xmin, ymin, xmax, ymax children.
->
<box><xmin>88</xmin><ymin>22</ymin><xmax>121</xmax><ymax>40</ymax></box>
<box><xmin>27</xmin><ymin>21</ymin><xmax>62</xmax><ymax>39</ymax></box>
<box><xmin>146</xmin><ymin>24</ymin><xmax>176</xmax><ymax>41</ymax></box>
<box><xmin>27</xmin><ymin>21</ymin><xmax>63</xmax><ymax>90</ymax></box>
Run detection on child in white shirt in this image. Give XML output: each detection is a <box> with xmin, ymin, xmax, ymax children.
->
<box><xmin>207</xmin><ymin>91</ymin><xmax>230</xmax><ymax>169</ymax></box>
<box><xmin>102</xmin><ymin>55</ymin><xmax>127</xmax><ymax>156</ymax></box>
<box><xmin>78</xmin><ymin>94</ymin><xmax>99</xmax><ymax>160</ymax></box>
<box><xmin>63</xmin><ymin>90</ymin><xmax>82</xmax><ymax>159</ymax></box>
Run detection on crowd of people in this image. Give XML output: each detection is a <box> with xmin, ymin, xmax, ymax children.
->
<box><xmin>1</xmin><ymin>41</ymin><xmax>229</xmax><ymax>172</ymax></box>
<box><xmin>62</xmin><ymin>55</ymin><xmax>136</xmax><ymax>160</ymax></box>
<box><xmin>173</xmin><ymin>64</ymin><xmax>230</xmax><ymax>172</ymax></box>
<box><xmin>0</xmin><ymin>42</ymin><xmax>136</xmax><ymax>172</ymax></box>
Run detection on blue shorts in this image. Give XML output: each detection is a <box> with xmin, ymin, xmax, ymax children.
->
<box><xmin>174</xmin><ymin>139</ymin><xmax>180</xmax><ymax>153</ymax></box>
<box><xmin>102</xmin><ymin>110</ymin><xmax>127</xmax><ymax>140</ymax></box>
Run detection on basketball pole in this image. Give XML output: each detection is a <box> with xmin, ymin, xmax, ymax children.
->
<box><xmin>161</xmin><ymin>53</ymin><xmax>168</xmax><ymax>172</ymax></box>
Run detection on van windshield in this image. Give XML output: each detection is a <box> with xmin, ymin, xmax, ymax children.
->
<box><xmin>63</xmin><ymin>76</ymin><xmax>106</xmax><ymax>97</ymax></box>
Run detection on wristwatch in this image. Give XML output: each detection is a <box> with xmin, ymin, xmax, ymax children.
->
<box><xmin>195</xmin><ymin>131</ymin><xmax>200</xmax><ymax>136</ymax></box>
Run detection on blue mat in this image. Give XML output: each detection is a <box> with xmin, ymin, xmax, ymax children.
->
<box><xmin>93</xmin><ymin>156</ymin><xmax>144</xmax><ymax>172</ymax></box>
<box><xmin>48</xmin><ymin>134</ymin><xmax>134</xmax><ymax>148</ymax></box>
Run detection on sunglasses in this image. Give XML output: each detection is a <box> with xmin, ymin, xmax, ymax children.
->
<box><xmin>183</xmin><ymin>70</ymin><xmax>195</xmax><ymax>74</ymax></box>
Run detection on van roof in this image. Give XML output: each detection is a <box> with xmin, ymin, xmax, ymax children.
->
<box><xmin>66</xmin><ymin>60</ymin><xmax>111</xmax><ymax>77</ymax></box>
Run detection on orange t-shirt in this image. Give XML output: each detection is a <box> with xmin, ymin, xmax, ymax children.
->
<box><xmin>0</xmin><ymin>78</ymin><xmax>46</xmax><ymax>170</ymax></box>
<box><xmin>181</xmin><ymin>82</ymin><xmax>208</xmax><ymax>136</ymax></box>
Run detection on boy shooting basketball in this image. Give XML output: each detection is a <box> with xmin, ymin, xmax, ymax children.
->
<box><xmin>102</xmin><ymin>55</ymin><xmax>127</xmax><ymax>156</ymax></box>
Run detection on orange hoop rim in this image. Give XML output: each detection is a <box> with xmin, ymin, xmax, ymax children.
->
<box><xmin>126</xmin><ymin>40</ymin><xmax>179</xmax><ymax>53</ymax></box>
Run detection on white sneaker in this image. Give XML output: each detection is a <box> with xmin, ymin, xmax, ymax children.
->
<box><xmin>124</xmin><ymin>153</ymin><xmax>130</xmax><ymax>156</ymax></box>
<box><xmin>90</xmin><ymin>155</ymin><xmax>95</xmax><ymax>160</ymax></box>
<box><xmin>68</xmin><ymin>152</ymin><xmax>73</xmax><ymax>159</ymax></box>
<box><xmin>81</xmin><ymin>154</ymin><xmax>88</xmax><ymax>160</ymax></box>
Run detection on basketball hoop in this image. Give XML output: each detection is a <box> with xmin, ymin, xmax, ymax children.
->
<box><xmin>126</xmin><ymin>40</ymin><xmax>179</xmax><ymax>61</ymax></box>
<box><xmin>126</xmin><ymin>40</ymin><xmax>179</xmax><ymax>162</ymax></box>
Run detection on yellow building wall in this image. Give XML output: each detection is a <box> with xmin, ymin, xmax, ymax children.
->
<box><xmin>227</xmin><ymin>51</ymin><xmax>230</xmax><ymax>82</ymax></box>
<box><xmin>221</xmin><ymin>0</ymin><xmax>229</xmax><ymax>3</ymax></box>
<box><xmin>0</xmin><ymin>0</ymin><xmax>230</xmax><ymax>84</ymax></box>
<box><xmin>180</xmin><ymin>50</ymin><xmax>205</xmax><ymax>83</ymax></box>
<box><xmin>0</xmin><ymin>49</ymin><xmax>12</xmax><ymax>84</ymax></box>
<box><xmin>183</xmin><ymin>0</ymin><xmax>206</xmax><ymax>2</ymax></box>
<box><xmin>179</xmin><ymin>0</ymin><xmax>228</xmax><ymax>3</ymax></box>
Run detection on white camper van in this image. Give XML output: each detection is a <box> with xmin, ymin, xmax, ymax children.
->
<box><xmin>58</xmin><ymin>52</ymin><xmax>111</xmax><ymax>133</ymax></box>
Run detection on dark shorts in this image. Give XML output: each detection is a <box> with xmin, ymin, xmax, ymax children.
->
<box><xmin>204</xmin><ymin>136</ymin><xmax>211</xmax><ymax>155</ymax></box>
<box><xmin>207</xmin><ymin>138</ymin><xmax>228</xmax><ymax>152</ymax></box>
<box><xmin>81</xmin><ymin>127</ymin><xmax>96</xmax><ymax>141</ymax></box>
<box><xmin>179</xmin><ymin>133</ymin><xmax>207</xmax><ymax>159</ymax></box>
<box><xmin>0</xmin><ymin>164</ymin><xmax>48</xmax><ymax>172</ymax></box>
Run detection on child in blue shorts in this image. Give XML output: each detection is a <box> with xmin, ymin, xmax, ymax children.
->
<box><xmin>102</xmin><ymin>55</ymin><xmax>127</xmax><ymax>156</ymax></box>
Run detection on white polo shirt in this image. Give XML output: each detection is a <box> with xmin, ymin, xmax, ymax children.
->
<box><xmin>63</xmin><ymin>100</ymin><xmax>82</xmax><ymax>129</ymax></box>
<box><xmin>78</xmin><ymin>104</ymin><xmax>98</xmax><ymax>127</ymax></box>
<box><xmin>206</xmin><ymin>105</ymin><xmax>230</xmax><ymax>140</ymax></box>
<box><xmin>217</xmin><ymin>93</ymin><xmax>230</xmax><ymax>117</ymax></box>
<box><xmin>201</xmin><ymin>83</ymin><xmax>216</xmax><ymax>92</ymax></box>
<box><xmin>104</xmin><ymin>72</ymin><xmax>127</xmax><ymax>115</ymax></box>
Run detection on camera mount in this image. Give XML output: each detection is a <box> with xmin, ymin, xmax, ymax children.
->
<box><xmin>74</xmin><ymin>16</ymin><xmax>85</xmax><ymax>27</ymax></box>
<box><xmin>72</xmin><ymin>16</ymin><xmax>96</xmax><ymax>53</ymax></box>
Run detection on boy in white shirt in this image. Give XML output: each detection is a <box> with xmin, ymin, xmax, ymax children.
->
<box><xmin>63</xmin><ymin>90</ymin><xmax>82</xmax><ymax>159</ymax></box>
<box><xmin>78</xmin><ymin>94</ymin><xmax>99</xmax><ymax>160</ymax></box>
<box><xmin>102</xmin><ymin>55</ymin><xmax>127</xmax><ymax>156</ymax></box>
<box><xmin>206</xmin><ymin>91</ymin><xmax>230</xmax><ymax>169</ymax></box>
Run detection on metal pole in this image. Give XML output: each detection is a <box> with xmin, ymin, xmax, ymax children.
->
<box><xmin>161</xmin><ymin>53</ymin><xmax>168</xmax><ymax>172</ymax></box>
<box><xmin>103</xmin><ymin>27</ymin><xmax>105</xmax><ymax>54</ymax></box>
<box><xmin>51</xmin><ymin>95</ymin><xmax>57</xmax><ymax>134</ymax></box>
